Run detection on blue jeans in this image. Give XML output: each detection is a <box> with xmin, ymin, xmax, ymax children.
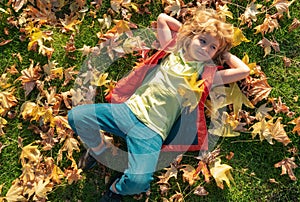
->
<box><xmin>68</xmin><ymin>103</ymin><xmax>163</xmax><ymax>195</ymax></box>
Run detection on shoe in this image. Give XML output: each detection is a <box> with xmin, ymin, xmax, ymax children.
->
<box><xmin>99</xmin><ymin>189</ymin><xmax>123</xmax><ymax>202</ymax></box>
<box><xmin>78</xmin><ymin>149</ymin><xmax>97</xmax><ymax>171</ymax></box>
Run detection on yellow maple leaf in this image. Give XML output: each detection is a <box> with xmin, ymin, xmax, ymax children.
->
<box><xmin>34</xmin><ymin>179</ymin><xmax>53</xmax><ymax>199</ymax></box>
<box><xmin>242</xmin><ymin>54</ymin><xmax>258</xmax><ymax>75</ymax></box>
<box><xmin>214</xmin><ymin>83</ymin><xmax>255</xmax><ymax>117</ymax></box>
<box><xmin>5</xmin><ymin>179</ymin><xmax>26</xmax><ymax>202</ymax></box>
<box><xmin>0</xmin><ymin>117</ymin><xmax>7</xmax><ymax>136</ymax></box>
<box><xmin>209</xmin><ymin>158</ymin><xmax>234</xmax><ymax>189</ymax></box>
<box><xmin>232</xmin><ymin>27</ymin><xmax>250</xmax><ymax>47</ymax></box>
<box><xmin>20</xmin><ymin>144</ymin><xmax>41</xmax><ymax>165</ymax></box>
<box><xmin>250</xmin><ymin>115</ymin><xmax>273</xmax><ymax>143</ymax></box>
<box><xmin>92</xmin><ymin>72</ymin><xmax>110</xmax><ymax>87</ymax></box>
<box><xmin>217</xmin><ymin>4</ymin><xmax>233</xmax><ymax>20</ymax></box>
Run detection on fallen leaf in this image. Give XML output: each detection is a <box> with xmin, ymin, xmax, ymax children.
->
<box><xmin>257</xmin><ymin>37</ymin><xmax>280</xmax><ymax>57</ymax></box>
<box><xmin>20</xmin><ymin>144</ymin><xmax>41</xmax><ymax>165</ymax></box>
<box><xmin>209</xmin><ymin>158</ymin><xmax>234</xmax><ymax>189</ymax></box>
<box><xmin>169</xmin><ymin>191</ymin><xmax>183</xmax><ymax>202</ymax></box>
<box><xmin>271</xmin><ymin>0</ymin><xmax>295</xmax><ymax>18</ymax></box>
<box><xmin>232</xmin><ymin>27</ymin><xmax>250</xmax><ymax>47</ymax></box>
<box><xmin>11</xmin><ymin>0</ymin><xmax>28</xmax><ymax>12</ymax></box>
<box><xmin>0</xmin><ymin>39</ymin><xmax>13</xmax><ymax>46</ymax></box>
<box><xmin>288</xmin><ymin>18</ymin><xmax>300</xmax><ymax>32</ymax></box>
<box><xmin>0</xmin><ymin>117</ymin><xmax>8</xmax><ymax>136</ymax></box>
<box><xmin>5</xmin><ymin>179</ymin><xmax>26</xmax><ymax>202</ymax></box>
<box><xmin>254</xmin><ymin>14</ymin><xmax>280</xmax><ymax>35</ymax></box>
<box><xmin>195</xmin><ymin>161</ymin><xmax>211</xmax><ymax>182</ymax></box>
<box><xmin>180</xmin><ymin>164</ymin><xmax>200</xmax><ymax>186</ymax></box>
<box><xmin>269</xmin><ymin>117</ymin><xmax>291</xmax><ymax>146</ymax></box>
<box><xmin>274</xmin><ymin>157</ymin><xmax>298</xmax><ymax>181</ymax></box>
<box><xmin>288</xmin><ymin>117</ymin><xmax>300</xmax><ymax>136</ymax></box>
<box><xmin>34</xmin><ymin>179</ymin><xmax>53</xmax><ymax>199</ymax></box>
<box><xmin>157</xmin><ymin>163</ymin><xmax>178</xmax><ymax>184</ymax></box>
<box><xmin>16</xmin><ymin>60</ymin><xmax>41</xmax><ymax>96</ymax></box>
<box><xmin>193</xmin><ymin>185</ymin><xmax>209</xmax><ymax>196</ymax></box>
<box><xmin>248</xmin><ymin>75</ymin><xmax>272</xmax><ymax>105</ymax></box>
<box><xmin>238</xmin><ymin>2</ymin><xmax>262</xmax><ymax>26</ymax></box>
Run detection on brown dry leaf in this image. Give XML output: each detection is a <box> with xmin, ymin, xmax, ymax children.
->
<box><xmin>164</xmin><ymin>0</ymin><xmax>184</xmax><ymax>17</ymax></box>
<box><xmin>195</xmin><ymin>161</ymin><xmax>211</xmax><ymax>182</ymax></box>
<box><xmin>193</xmin><ymin>185</ymin><xmax>209</xmax><ymax>196</ymax></box>
<box><xmin>16</xmin><ymin>60</ymin><xmax>41</xmax><ymax>96</ymax></box>
<box><xmin>209</xmin><ymin>158</ymin><xmax>234</xmax><ymax>189</ymax></box>
<box><xmin>60</xmin><ymin>15</ymin><xmax>82</xmax><ymax>33</ymax></box>
<box><xmin>238</xmin><ymin>2</ymin><xmax>262</xmax><ymax>26</ymax></box>
<box><xmin>64</xmin><ymin>34</ymin><xmax>77</xmax><ymax>54</ymax></box>
<box><xmin>269</xmin><ymin>117</ymin><xmax>291</xmax><ymax>146</ymax></box>
<box><xmin>64</xmin><ymin>156</ymin><xmax>83</xmax><ymax>184</ymax></box>
<box><xmin>254</xmin><ymin>14</ymin><xmax>280</xmax><ymax>35</ymax></box>
<box><xmin>6</xmin><ymin>64</ymin><xmax>19</xmax><ymax>75</ymax></box>
<box><xmin>63</xmin><ymin>66</ymin><xmax>79</xmax><ymax>86</ymax></box>
<box><xmin>269</xmin><ymin>97</ymin><xmax>290</xmax><ymax>114</ymax></box>
<box><xmin>169</xmin><ymin>191</ymin><xmax>183</xmax><ymax>202</ymax></box>
<box><xmin>282</xmin><ymin>56</ymin><xmax>292</xmax><ymax>67</ymax></box>
<box><xmin>274</xmin><ymin>157</ymin><xmax>298</xmax><ymax>181</ymax></box>
<box><xmin>180</xmin><ymin>164</ymin><xmax>200</xmax><ymax>186</ymax></box>
<box><xmin>288</xmin><ymin>117</ymin><xmax>300</xmax><ymax>136</ymax></box>
<box><xmin>256</xmin><ymin>103</ymin><xmax>273</xmax><ymax>119</ymax></box>
<box><xmin>289</xmin><ymin>18</ymin><xmax>300</xmax><ymax>32</ymax></box>
<box><xmin>248</xmin><ymin>76</ymin><xmax>272</xmax><ymax>105</ymax></box>
<box><xmin>10</xmin><ymin>0</ymin><xmax>28</xmax><ymax>12</ymax></box>
<box><xmin>271</xmin><ymin>0</ymin><xmax>295</xmax><ymax>18</ymax></box>
<box><xmin>232</xmin><ymin>27</ymin><xmax>250</xmax><ymax>47</ymax></box>
<box><xmin>257</xmin><ymin>37</ymin><xmax>280</xmax><ymax>57</ymax></box>
<box><xmin>157</xmin><ymin>164</ymin><xmax>178</xmax><ymax>184</ymax></box>
<box><xmin>98</xmin><ymin>14</ymin><xmax>112</xmax><ymax>30</ymax></box>
<box><xmin>0</xmin><ymin>39</ymin><xmax>13</xmax><ymax>46</ymax></box>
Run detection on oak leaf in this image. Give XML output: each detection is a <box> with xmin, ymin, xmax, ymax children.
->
<box><xmin>209</xmin><ymin>158</ymin><xmax>234</xmax><ymax>189</ymax></box>
<box><xmin>274</xmin><ymin>157</ymin><xmax>298</xmax><ymax>181</ymax></box>
<box><xmin>232</xmin><ymin>27</ymin><xmax>250</xmax><ymax>47</ymax></box>
<box><xmin>157</xmin><ymin>163</ymin><xmax>178</xmax><ymax>184</ymax></box>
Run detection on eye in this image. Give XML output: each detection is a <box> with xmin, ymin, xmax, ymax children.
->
<box><xmin>211</xmin><ymin>45</ymin><xmax>217</xmax><ymax>50</ymax></box>
<box><xmin>199</xmin><ymin>38</ymin><xmax>206</xmax><ymax>44</ymax></box>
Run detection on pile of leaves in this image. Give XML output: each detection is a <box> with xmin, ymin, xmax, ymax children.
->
<box><xmin>0</xmin><ymin>0</ymin><xmax>299</xmax><ymax>201</ymax></box>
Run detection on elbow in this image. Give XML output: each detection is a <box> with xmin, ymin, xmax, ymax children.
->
<box><xmin>242</xmin><ymin>67</ymin><xmax>250</xmax><ymax>79</ymax></box>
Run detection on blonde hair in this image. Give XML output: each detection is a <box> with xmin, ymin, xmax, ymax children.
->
<box><xmin>175</xmin><ymin>8</ymin><xmax>234</xmax><ymax>65</ymax></box>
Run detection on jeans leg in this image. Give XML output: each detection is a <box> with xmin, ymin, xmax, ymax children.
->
<box><xmin>68</xmin><ymin>103</ymin><xmax>137</xmax><ymax>148</ymax></box>
<box><xmin>114</xmin><ymin>119</ymin><xmax>163</xmax><ymax>195</ymax></box>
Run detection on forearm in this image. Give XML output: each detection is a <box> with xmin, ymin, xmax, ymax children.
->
<box><xmin>157</xmin><ymin>13</ymin><xmax>182</xmax><ymax>48</ymax></box>
<box><xmin>213</xmin><ymin>53</ymin><xmax>250</xmax><ymax>85</ymax></box>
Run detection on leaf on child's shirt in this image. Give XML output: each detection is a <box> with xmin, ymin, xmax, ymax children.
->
<box><xmin>274</xmin><ymin>157</ymin><xmax>298</xmax><ymax>181</ymax></box>
<box><xmin>214</xmin><ymin>83</ymin><xmax>255</xmax><ymax>117</ymax></box>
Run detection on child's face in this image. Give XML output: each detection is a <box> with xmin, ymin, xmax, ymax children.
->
<box><xmin>184</xmin><ymin>32</ymin><xmax>220</xmax><ymax>62</ymax></box>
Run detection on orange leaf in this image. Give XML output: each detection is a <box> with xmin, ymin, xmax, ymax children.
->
<box><xmin>180</xmin><ymin>164</ymin><xmax>200</xmax><ymax>186</ymax></box>
<box><xmin>269</xmin><ymin>117</ymin><xmax>291</xmax><ymax>146</ymax></box>
<box><xmin>288</xmin><ymin>117</ymin><xmax>300</xmax><ymax>136</ymax></box>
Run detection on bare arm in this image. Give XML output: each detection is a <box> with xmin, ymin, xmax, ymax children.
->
<box><xmin>213</xmin><ymin>52</ymin><xmax>250</xmax><ymax>85</ymax></box>
<box><xmin>157</xmin><ymin>13</ymin><xmax>182</xmax><ymax>49</ymax></box>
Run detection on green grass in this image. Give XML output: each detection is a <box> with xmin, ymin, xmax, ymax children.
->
<box><xmin>0</xmin><ymin>0</ymin><xmax>300</xmax><ymax>201</ymax></box>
